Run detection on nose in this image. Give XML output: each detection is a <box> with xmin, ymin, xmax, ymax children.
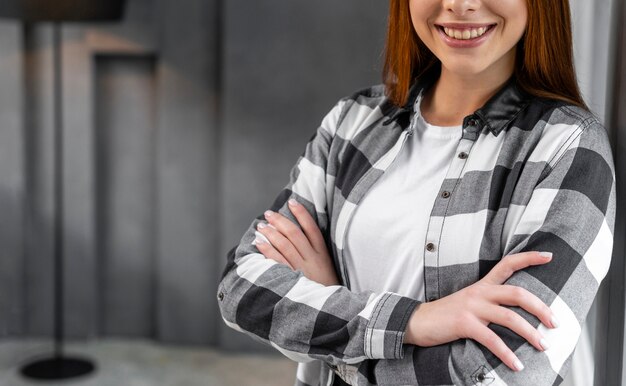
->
<box><xmin>442</xmin><ymin>0</ymin><xmax>480</xmax><ymax>16</ymax></box>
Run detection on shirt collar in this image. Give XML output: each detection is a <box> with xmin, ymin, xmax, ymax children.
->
<box><xmin>382</xmin><ymin>69</ymin><xmax>532</xmax><ymax>137</ymax></box>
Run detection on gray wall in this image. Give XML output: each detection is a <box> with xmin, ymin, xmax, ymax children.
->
<box><xmin>0</xmin><ymin>0</ymin><xmax>220</xmax><ymax>345</ymax></box>
<box><xmin>596</xmin><ymin>0</ymin><xmax>626</xmax><ymax>384</ymax></box>
<box><xmin>570</xmin><ymin>0</ymin><xmax>614</xmax><ymax>120</ymax></box>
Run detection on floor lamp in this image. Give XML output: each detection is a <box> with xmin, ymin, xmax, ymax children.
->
<box><xmin>0</xmin><ymin>0</ymin><xmax>126</xmax><ymax>380</ymax></box>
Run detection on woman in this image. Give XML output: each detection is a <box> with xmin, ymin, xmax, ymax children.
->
<box><xmin>217</xmin><ymin>0</ymin><xmax>616</xmax><ymax>385</ymax></box>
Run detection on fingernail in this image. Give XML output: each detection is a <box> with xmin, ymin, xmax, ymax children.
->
<box><xmin>540</xmin><ymin>338</ymin><xmax>550</xmax><ymax>351</ymax></box>
<box><xmin>551</xmin><ymin>314</ymin><xmax>560</xmax><ymax>328</ymax></box>
<box><xmin>539</xmin><ymin>251</ymin><xmax>553</xmax><ymax>259</ymax></box>
<box><xmin>253</xmin><ymin>237</ymin><xmax>267</xmax><ymax>245</ymax></box>
<box><xmin>288</xmin><ymin>198</ymin><xmax>298</xmax><ymax>206</ymax></box>
<box><xmin>257</xmin><ymin>222</ymin><xmax>267</xmax><ymax>229</ymax></box>
<box><xmin>264</xmin><ymin>210</ymin><xmax>274</xmax><ymax>218</ymax></box>
<box><xmin>254</xmin><ymin>231</ymin><xmax>269</xmax><ymax>244</ymax></box>
<box><xmin>513</xmin><ymin>358</ymin><xmax>524</xmax><ymax>371</ymax></box>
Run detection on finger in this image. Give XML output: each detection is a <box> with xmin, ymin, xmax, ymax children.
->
<box><xmin>263</xmin><ymin>210</ymin><xmax>317</xmax><ymax>260</ymax></box>
<box><xmin>287</xmin><ymin>198</ymin><xmax>327</xmax><ymax>254</ymax></box>
<box><xmin>489</xmin><ymin>284</ymin><xmax>558</xmax><ymax>329</ymax></box>
<box><xmin>482</xmin><ymin>251</ymin><xmax>553</xmax><ymax>285</ymax></box>
<box><xmin>481</xmin><ymin>304</ymin><xmax>548</xmax><ymax>353</ymax></box>
<box><xmin>254</xmin><ymin>237</ymin><xmax>295</xmax><ymax>270</ymax></box>
<box><xmin>257</xmin><ymin>222</ymin><xmax>305</xmax><ymax>265</ymax></box>
<box><xmin>471</xmin><ymin>321</ymin><xmax>525</xmax><ymax>372</ymax></box>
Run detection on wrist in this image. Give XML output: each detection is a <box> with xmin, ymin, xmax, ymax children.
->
<box><xmin>405</xmin><ymin>301</ymin><xmax>437</xmax><ymax>346</ymax></box>
<box><xmin>403</xmin><ymin>302</ymin><xmax>426</xmax><ymax>345</ymax></box>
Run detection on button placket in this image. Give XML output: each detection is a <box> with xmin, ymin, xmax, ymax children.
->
<box><xmin>423</xmin><ymin>125</ymin><xmax>476</xmax><ymax>304</ymax></box>
<box><xmin>423</xmin><ymin>243</ymin><xmax>437</xmax><ymax>301</ymax></box>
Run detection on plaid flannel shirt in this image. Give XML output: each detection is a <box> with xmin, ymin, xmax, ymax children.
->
<box><xmin>217</xmin><ymin>69</ymin><xmax>616</xmax><ymax>386</ymax></box>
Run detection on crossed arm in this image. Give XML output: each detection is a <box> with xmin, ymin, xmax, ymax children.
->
<box><xmin>255</xmin><ymin>195</ymin><xmax>558</xmax><ymax>372</ymax></box>
<box><xmin>217</xmin><ymin>101</ymin><xmax>615</xmax><ymax>385</ymax></box>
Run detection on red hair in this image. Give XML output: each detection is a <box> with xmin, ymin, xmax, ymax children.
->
<box><xmin>382</xmin><ymin>0</ymin><xmax>587</xmax><ymax>110</ymax></box>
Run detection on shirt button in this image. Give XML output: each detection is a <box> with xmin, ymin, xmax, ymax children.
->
<box><xmin>477</xmin><ymin>373</ymin><xmax>485</xmax><ymax>382</ymax></box>
<box><xmin>218</xmin><ymin>291</ymin><xmax>224</xmax><ymax>301</ymax></box>
<box><xmin>426</xmin><ymin>243</ymin><xmax>435</xmax><ymax>252</ymax></box>
<box><xmin>458</xmin><ymin>152</ymin><xmax>468</xmax><ymax>159</ymax></box>
<box><xmin>441</xmin><ymin>191</ymin><xmax>450</xmax><ymax>198</ymax></box>
<box><xmin>468</xmin><ymin>118</ymin><xmax>477</xmax><ymax>127</ymax></box>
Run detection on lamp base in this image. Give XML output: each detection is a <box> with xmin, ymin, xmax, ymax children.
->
<box><xmin>20</xmin><ymin>356</ymin><xmax>96</xmax><ymax>380</ymax></box>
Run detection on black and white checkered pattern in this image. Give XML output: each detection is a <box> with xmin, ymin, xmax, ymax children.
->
<box><xmin>217</xmin><ymin>73</ymin><xmax>616</xmax><ymax>386</ymax></box>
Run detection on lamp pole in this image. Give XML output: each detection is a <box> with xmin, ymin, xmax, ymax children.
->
<box><xmin>0</xmin><ymin>0</ymin><xmax>126</xmax><ymax>380</ymax></box>
<box><xmin>19</xmin><ymin>21</ymin><xmax>93</xmax><ymax>381</ymax></box>
<box><xmin>52</xmin><ymin>21</ymin><xmax>64</xmax><ymax>362</ymax></box>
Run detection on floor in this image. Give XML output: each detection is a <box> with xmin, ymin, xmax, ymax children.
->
<box><xmin>0</xmin><ymin>338</ymin><xmax>587</xmax><ymax>386</ymax></box>
<box><xmin>0</xmin><ymin>339</ymin><xmax>297</xmax><ymax>386</ymax></box>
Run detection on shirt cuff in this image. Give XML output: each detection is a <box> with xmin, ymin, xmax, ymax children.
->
<box><xmin>364</xmin><ymin>292</ymin><xmax>421</xmax><ymax>360</ymax></box>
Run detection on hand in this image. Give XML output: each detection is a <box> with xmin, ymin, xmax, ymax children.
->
<box><xmin>404</xmin><ymin>251</ymin><xmax>559</xmax><ymax>372</ymax></box>
<box><xmin>252</xmin><ymin>198</ymin><xmax>340</xmax><ymax>287</ymax></box>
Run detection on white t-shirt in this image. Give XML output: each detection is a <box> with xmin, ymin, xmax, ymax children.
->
<box><xmin>344</xmin><ymin>113</ymin><xmax>462</xmax><ymax>301</ymax></box>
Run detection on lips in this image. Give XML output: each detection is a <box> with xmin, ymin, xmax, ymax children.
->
<box><xmin>435</xmin><ymin>23</ymin><xmax>497</xmax><ymax>48</ymax></box>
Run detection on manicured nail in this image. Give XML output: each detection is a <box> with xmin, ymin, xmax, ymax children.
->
<box><xmin>264</xmin><ymin>210</ymin><xmax>274</xmax><ymax>218</ymax></box>
<box><xmin>288</xmin><ymin>198</ymin><xmax>298</xmax><ymax>206</ymax></box>
<box><xmin>252</xmin><ymin>237</ymin><xmax>267</xmax><ymax>245</ymax></box>
<box><xmin>551</xmin><ymin>315</ymin><xmax>560</xmax><ymax>328</ymax></box>
<box><xmin>539</xmin><ymin>251</ymin><xmax>553</xmax><ymax>259</ymax></box>
<box><xmin>257</xmin><ymin>222</ymin><xmax>267</xmax><ymax>229</ymax></box>
<box><xmin>540</xmin><ymin>338</ymin><xmax>550</xmax><ymax>351</ymax></box>
<box><xmin>513</xmin><ymin>359</ymin><xmax>524</xmax><ymax>371</ymax></box>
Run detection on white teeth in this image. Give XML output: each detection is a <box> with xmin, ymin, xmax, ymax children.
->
<box><xmin>442</xmin><ymin>25</ymin><xmax>491</xmax><ymax>40</ymax></box>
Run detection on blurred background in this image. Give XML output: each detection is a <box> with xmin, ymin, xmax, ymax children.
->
<box><xmin>0</xmin><ymin>0</ymin><xmax>624</xmax><ymax>385</ymax></box>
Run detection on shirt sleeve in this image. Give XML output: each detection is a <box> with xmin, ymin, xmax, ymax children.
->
<box><xmin>336</xmin><ymin>119</ymin><xmax>616</xmax><ymax>385</ymax></box>
<box><xmin>216</xmin><ymin>98</ymin><xmax>421</xmax><ymax>367</ymax></box>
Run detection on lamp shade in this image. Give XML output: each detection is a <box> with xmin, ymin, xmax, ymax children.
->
<box><xmin>0</xmin><ymin>0</ymin><xmax>126</xmax><ymax>22</ymax></box>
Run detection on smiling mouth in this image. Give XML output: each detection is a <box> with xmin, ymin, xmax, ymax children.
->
<box><xmin>436</xmin><ymin>24</ymin><xmax>496</xmax><ymax>40</ymax></box>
